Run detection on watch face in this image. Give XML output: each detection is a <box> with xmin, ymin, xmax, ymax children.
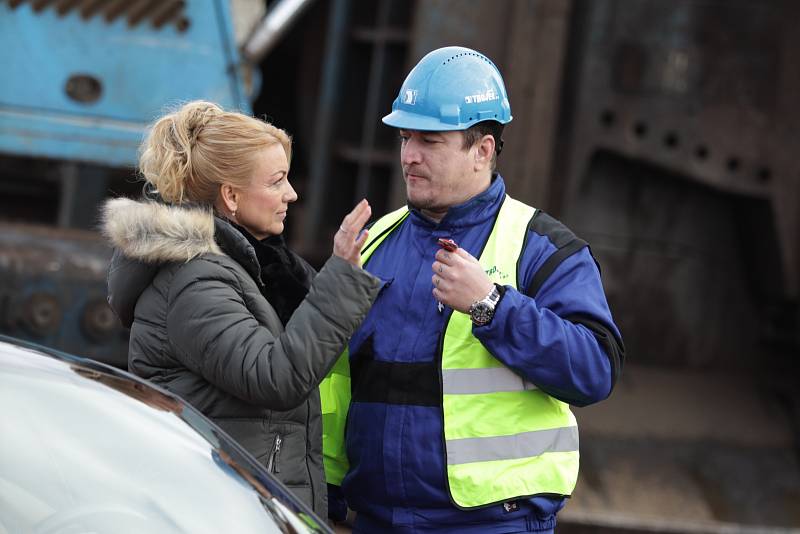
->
<box><xmin>471</xmin><ymin>302</ymin><xmax>494</xmax><ymax>326</ymax></box>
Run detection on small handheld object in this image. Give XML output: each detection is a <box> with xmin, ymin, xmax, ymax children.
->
<box><xmin>437</xmin><ymin>238</ymin><xmax>458</xmax><ymax>252</ymax></box>
<box><xmin>435</xmin><ymin>238</ymin><xmax>457</xmax><ymax>313</ymax></box>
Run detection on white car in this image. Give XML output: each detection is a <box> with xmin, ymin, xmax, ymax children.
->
<box><xmin>0</xmin><ymin>335</ymin><xmax>331</xmax><ymax>534</ymax></box>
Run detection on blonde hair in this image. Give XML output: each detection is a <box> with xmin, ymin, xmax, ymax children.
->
<box><xmin>138</xmin><ymin>100</ymin><xmax>292</xmax><ymax>204</ymax></box>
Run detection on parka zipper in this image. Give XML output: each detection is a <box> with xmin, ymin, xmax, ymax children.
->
<box><xmin>267</xmin><ymin>434</ymin><xmax>282</xmax><ymax>474</ymax></box>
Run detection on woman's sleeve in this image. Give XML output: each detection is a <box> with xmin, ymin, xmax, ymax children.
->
<box><xmin>166</xmin><ymin>255</ymin><xmax>380</xmax><ymax>410</ymax></box>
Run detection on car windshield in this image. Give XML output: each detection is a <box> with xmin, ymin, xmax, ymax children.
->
<box><xmin>0</xmin><ymin>343</ymin><xmax>326</xmax><ymax>534</ymax></box>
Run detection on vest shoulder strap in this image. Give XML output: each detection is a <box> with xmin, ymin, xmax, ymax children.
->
<box><xmin>361</xmin><ymin>206</ymin><xmax>409</xmax><ymax>263</ymax></box>
<box><xmin>478</xmin><ymin>195</ymin><xmax>537</xmax><ymax>289</ymax></box>
<box><xmin>524</xmin><ymin>211</ymin><xmax>589</xmax><ymax>298</ymax></box>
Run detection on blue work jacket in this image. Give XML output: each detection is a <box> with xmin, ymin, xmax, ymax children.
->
<box><xmin>339</xmin><ymin>175</ymin><xmax>623</xmax><ymax>533</ymax></box>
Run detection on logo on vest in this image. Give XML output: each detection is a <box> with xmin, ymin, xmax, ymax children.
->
<box><xmin>485</xmin><ymin>265</ymin><xmax>509</xmax><ymax>281</ymax></box>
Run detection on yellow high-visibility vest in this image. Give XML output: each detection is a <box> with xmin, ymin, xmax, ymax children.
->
<box><xmin>321</xmin><ymin>197</ymin><xmax>579</xmax><ymax>507</ymax></box>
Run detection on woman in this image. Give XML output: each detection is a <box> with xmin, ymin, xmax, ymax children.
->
<box><xmin>101</xmin><ymin>101</ymin><xmax>380</xmax><ymax>518</ymax></box>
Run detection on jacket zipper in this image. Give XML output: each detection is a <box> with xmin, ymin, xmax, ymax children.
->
<box><xmin>267</xmin><ymin>434</ymin><xmax>282</xmax><ymax>474</ymax></box>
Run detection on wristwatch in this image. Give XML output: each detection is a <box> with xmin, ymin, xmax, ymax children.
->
<box><xmin>468</xmin><ymin>285</ymin><xmax>502</xmax><ymax>326</ymax></box>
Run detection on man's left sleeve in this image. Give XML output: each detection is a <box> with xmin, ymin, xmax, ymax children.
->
<box><xmin>476</xmin><ymin>247</ymin><xmax>624</xmax><ymax>406</ymax></box>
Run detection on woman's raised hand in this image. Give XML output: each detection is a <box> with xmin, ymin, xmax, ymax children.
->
<box><xmin>333</xmin><ymin>199</ymin><xmax>371</xmax><ymax>267</ymax></box>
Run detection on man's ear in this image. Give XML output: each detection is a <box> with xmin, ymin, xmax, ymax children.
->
<box><xmin>474</xmin><ymin>134</ymin><xmax>496</xmax><ymax>172</ymax></box>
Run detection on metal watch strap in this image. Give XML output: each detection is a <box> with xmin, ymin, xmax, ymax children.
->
<box><xmin>469</xmin><ymin>285</ymin><xmax>501</xmax><ymax>326</ymax></box>
<box><xmin>486</xmin><ymin>284</ymin><xmax>501</xmax><ymax>305</ymax></box>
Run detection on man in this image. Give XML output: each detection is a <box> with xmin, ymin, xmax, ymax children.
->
<box><xmin>322</xmin><ymin>46</ymin><xmax>624</xmax><ymax>534</ymax></box>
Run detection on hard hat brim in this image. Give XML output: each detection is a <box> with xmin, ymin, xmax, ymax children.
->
<box><xmin>382</xmin><ymin>109</ymin><xmax>512</xmax><ymax>131</ymax></box>
<box><xmin>382</xmin><ymin>110</ymin><xmax>470</xmax><ymax>132</ymax></box>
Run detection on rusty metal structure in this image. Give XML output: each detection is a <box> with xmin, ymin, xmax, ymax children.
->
<box><xmin>560</xmin><ymin>0</ymin><xmax>799</xmax><ymax>368</ymax></box>
<box><xmin>0</xmin><ymin>224</ymin><xmax>126</xmax><ymax>366</ymax></box>
<box><xmin>551</xmin><ymin>2</ymin><xmax>800</xmax><ymax>529</ymax></box>
<box><xmin>6</xmin><ymin>0</ymin><xmax>192</xmax><ymax>32</ymax></box>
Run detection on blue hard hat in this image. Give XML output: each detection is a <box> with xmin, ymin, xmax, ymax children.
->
<box><xmin>382</xmin><ymin>46</ymin><xmax>512</xmax><ymax>131</ymax></box>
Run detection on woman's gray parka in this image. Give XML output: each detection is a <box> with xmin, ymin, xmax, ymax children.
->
<box><xmin>102</xmin><ymin>198</ymin><xmax>380</xmax><ymax>518</ymax></box>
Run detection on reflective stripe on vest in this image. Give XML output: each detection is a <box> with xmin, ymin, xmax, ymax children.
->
<box><xmin>441</xmin><ymin>195</ymin><xmax>579</xmax><ymax>508</ymax></box>
<box><xmin>442</xmin><ymin>367</ymin><xmax>537</xmax><ymax>395</ymax></box>
<box><xmin>320</xmin><ymin>206</ymin><xmax>410</xmax><ymax>486</ymax></box>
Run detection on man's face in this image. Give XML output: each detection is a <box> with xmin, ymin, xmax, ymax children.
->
<box><xmin>399</xmin><ymin>129</ymin><xmax>479</xmax><ymax>214</ymax></box>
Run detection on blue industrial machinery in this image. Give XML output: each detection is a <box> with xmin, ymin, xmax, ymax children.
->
<box><xmin>0</xmin><ymin>0</ymin><xmax>260</xmax><ymax>366</ymax></box>
<box><xmin>0</xmin><ymin>0</ymin><xmax>252</xmax><ymax>167</ymax></box>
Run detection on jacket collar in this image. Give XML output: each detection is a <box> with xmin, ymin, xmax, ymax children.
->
<box><xmin>101</xmin><ymin>197</ymin><xmax>223</xmax><ymax>263</ymax></box>
<box><xmin>407</xmin><ymin>174</ymin><xmax>506</xmax><ymax>232</ymax></box>
<box><xmin>101</xmin><ymin>197</ymin><xmax>262</xmax><ymax>282</ymax></box>
<box><xmin>213</xmin><ymin>217</ymin><xmax>263</xmax><ymax>285</ymax></box>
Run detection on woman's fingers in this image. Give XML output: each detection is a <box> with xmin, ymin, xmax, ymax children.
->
<box><xmin>337</xmin><ymin>199</ymin><xmax>370</xmax><ymax>238</ymax></box>
<box><xmin>350</xmin><ymin>199</ymin><xmax>371</xmax><ymax>233</ymax></box>
<box><xmin>341</xmin><ymin>199</ymin><xmax>370</xmax><ymax>233</ymax></box>
<box><xmin>354</xmin><ymin>228</ymin><xmax>369</xmax><ymax>251</ymax></box>
<box><xmin>333</xmin><ymin>199</ymin><xmax>372</xmax><ymax>266</ymax></box>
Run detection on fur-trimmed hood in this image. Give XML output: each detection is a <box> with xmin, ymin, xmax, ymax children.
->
<box><xmin>101</xmin><ymin>197</ymin><xmax>222</xmax><ymax>263</ymax></box>
<box><xmin>102</xmin><ymin>197</ymin><xmax>234</xmax><ymax>328</ymax></box>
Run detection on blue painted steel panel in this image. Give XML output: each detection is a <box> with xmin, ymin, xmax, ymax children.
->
<box><xmin>0</xmin><ymin>0</ymin><xmax>251</xmax><ymax>167</ymax></box>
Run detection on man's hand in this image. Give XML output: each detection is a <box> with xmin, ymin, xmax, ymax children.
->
<box><xmin>431</xmin><ymin>248</ymin><xmax>493</xmax><ymax>313</ymax></box>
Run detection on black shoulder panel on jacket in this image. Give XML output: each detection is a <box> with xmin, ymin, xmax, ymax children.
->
<box><xmin>566</xmin><ymin>314</ymin><xmax>625</xmax><ymax>390</ymax></box>
<box><xmin>524</xmin><ymin>212</ymin><xmax>624</xmax><ymax>393</ymax></box>
<box><xmin>523</xmin><ymin>211</ymin><xmax>589</xmax><ymax>298</ymax></box>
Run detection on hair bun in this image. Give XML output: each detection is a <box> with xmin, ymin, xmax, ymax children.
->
<box><xmin>178</xmin><ymin>101</ymin><xmax>223</xmax><ymax>147</ymax></box>
<box><xmin>138</xmin><ymin>102</ymin><xmax>222</xmax><ymax>204</ymax></box>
